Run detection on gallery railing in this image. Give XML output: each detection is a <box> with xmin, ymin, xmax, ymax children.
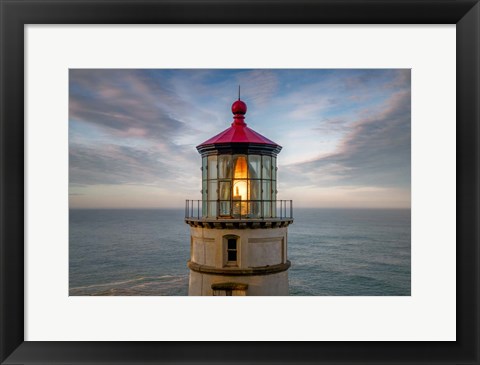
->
<box><xmin>185</xmin><ymin>199</ymin><xmax>293</xmax><ymax>220</ymax></box>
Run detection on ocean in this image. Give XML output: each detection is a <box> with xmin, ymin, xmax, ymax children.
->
<box><xmin>69</xmin><ymin>208</ymin><xmax>410</xmax><ymax>296</ymax></box>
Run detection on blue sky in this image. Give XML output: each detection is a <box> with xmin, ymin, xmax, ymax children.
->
<box><xmin>69</xmin><ymin>69</ymin><xmax>411</xmax><ymax>208</ymax></box>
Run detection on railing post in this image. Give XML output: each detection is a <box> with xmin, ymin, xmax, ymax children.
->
<box><xmin>290</xmin><ymin>200</ymin><xmax>293</xmax><ymax>218</ymax></box>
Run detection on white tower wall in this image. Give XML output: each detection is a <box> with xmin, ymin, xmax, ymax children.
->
<box><xmin>187</xmin><ymin>226</ymin><xmax>290</xmax><ymax>296</ymax></box>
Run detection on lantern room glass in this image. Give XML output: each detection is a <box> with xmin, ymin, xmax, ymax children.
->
<box><xmin>202</xmin><ymin>154</ymin><xmax>277</xmax><ymax>218</ymax></box>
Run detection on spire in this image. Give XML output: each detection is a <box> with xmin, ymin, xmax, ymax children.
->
<box><xmin>231</xmin><ymin>91</ymin><xmax>247</xmax><ymax>126</ymax></box>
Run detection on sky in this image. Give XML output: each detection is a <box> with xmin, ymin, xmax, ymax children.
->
<box><xmin>69</xmin><ymin>69</ymin><xmax>411</xmax><ymax>209</ymax></box>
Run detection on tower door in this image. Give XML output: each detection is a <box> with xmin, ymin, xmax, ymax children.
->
<box><xmin>212</xmin><ymin>282</ymin><xmax>248</xmax><ymax>296</ymax></box>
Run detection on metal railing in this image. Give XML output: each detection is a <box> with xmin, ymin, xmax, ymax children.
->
<box><xmin>185</xmin><ymin>199</ymin><xmax>293</xmax><ymax>220</ymax></box>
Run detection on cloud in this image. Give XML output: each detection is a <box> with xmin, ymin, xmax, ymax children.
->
<box><xmin>278</xmin><ymin>69</ymin><xmax>411</xmax><ymax>122</ymax></box>
<box><xmin>312</xmin><ymin>117</ymin><xmax>350</xmax><ymax>134</ymax></box>
<box><xmin>69</xmin><ymin>69</ymin><xmax>212</xmax><ymax>141</ymax></box>
<box><xmin>70</xmin><ymin>144</ymin><xmax>166</xmax><ymax>186</ymax></box>
<box><xmin>235</xmin><ymin>70</ymin><xmax>279</xmax><ymax>107</ymax></box>
<box><xmin>69</xmin><ymin>69</ymin><xmax>214</xmax><ymax>191</ymax></box>
<box><xmin>69</xmin><ymin>143</ymin><xmax>199</xmax><ymax>190</ymax></box>
<box><xmin>282</xmin><ymin>88</ymin><xmax>411</xmax><ymax>190</ymax></box>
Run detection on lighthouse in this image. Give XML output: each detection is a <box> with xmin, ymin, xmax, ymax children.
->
<box><xmin>185</xmin><ymin>94</ymin><xmax>293</xmax><ymax>296</ymax></box>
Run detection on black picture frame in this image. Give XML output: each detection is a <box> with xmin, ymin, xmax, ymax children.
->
<box><xmin>1</xmin><ymin>1</ymin><xmax>479</xmax><ymax>364</ymax></box>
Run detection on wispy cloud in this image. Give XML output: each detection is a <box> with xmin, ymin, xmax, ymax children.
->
<box><xmin>70</xmin><ymin>69</ymin><xmax>206</xmax><ymax>141</ymax></box>
<box><xmin>282</xmin><ymin>88</ymin><xmax>411</xmax><ymax>190</ymax></box>
<box><xmin>235</xmin><ymin>70</ymin><xmax>279</xmax><ymax>107</ymax></box>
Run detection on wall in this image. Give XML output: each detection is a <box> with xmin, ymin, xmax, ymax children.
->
<box><xmin>190</xmin><ymin>226</ymin><xmax>287</xmax><ymax>268</ymax></box>
<box><xmin>188</xmin><ymin>226</ymin><xmax>290</xmax><ymax>296</ymax></box>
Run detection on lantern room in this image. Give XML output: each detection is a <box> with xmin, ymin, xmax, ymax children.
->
<box><xmin>196</xmin><ymin>98</ymin><xmax>283</xmax><ymax>219</ymax></box>
<box><xmin>185</xmin><ymin>94</ymin><xmax>293</xmax><ymax>296</ymax></box>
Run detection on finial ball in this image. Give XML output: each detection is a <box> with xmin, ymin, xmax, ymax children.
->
<box><xmin>232</xmin><ymin>100</ymin><xmax>247</xmax><ymax>115</ymax></box>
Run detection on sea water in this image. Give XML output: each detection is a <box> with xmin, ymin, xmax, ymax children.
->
<box><xmin>69</xmin><ymin>208</ymin><xmax>410</xmax><ymax>296</ymax></box>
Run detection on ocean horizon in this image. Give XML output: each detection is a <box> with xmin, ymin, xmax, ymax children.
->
<box><xmin>69</xmin><ymin>207</ymin><xmax>411</xmax><ymax>296</ymax></box>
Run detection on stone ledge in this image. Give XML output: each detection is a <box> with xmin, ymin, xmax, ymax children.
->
<box><xmin>187</xmin><ymin>260</ymin><xmax>291</xmax><ymax>276</ymax></box>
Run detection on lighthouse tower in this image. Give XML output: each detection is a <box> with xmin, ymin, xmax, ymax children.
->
<box><xmin>185</xmin><ymin>95</ymin><xmax>293</xmax><ymax>296</ymax></box>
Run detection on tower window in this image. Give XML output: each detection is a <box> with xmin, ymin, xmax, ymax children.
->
<box><xmin>227</xmin><ymin>238</ymin><xmax>237</xmax><ymax>263</ymax></box>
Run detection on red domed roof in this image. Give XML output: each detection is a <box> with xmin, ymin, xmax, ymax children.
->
<box><xmin>197</xmin><ymin>99</ymin><xmax>280</xmax><ymax>148</ymax></box>
<box><xmin>198</xmin><ymin>123</ymin><xmax>278</xmax><ymax>146</ymax></box>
